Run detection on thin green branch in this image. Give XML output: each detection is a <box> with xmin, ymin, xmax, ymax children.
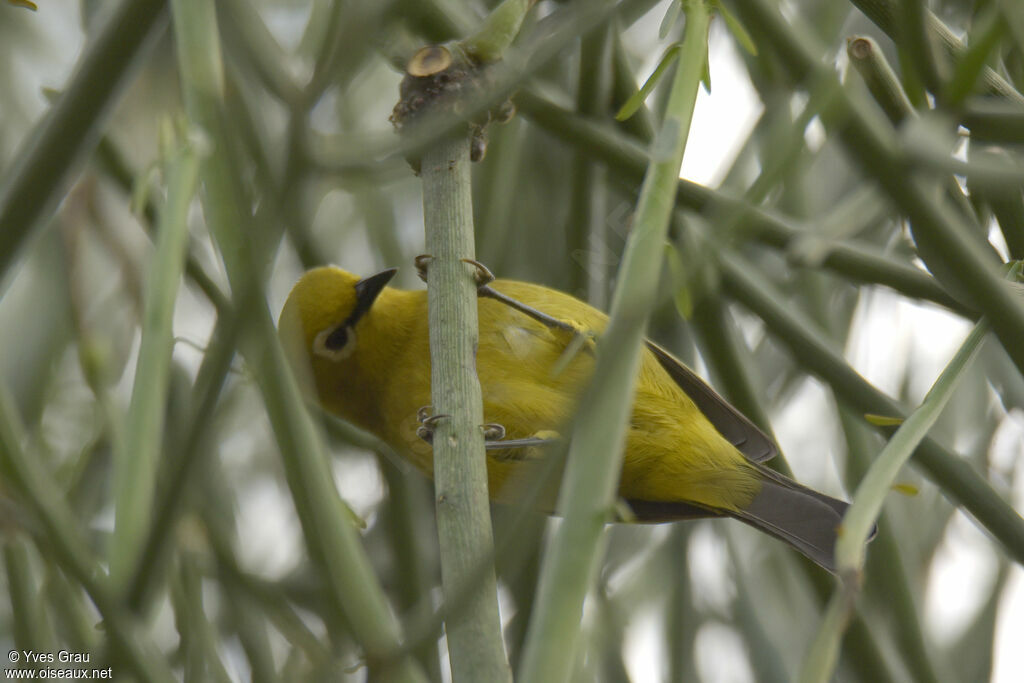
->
<box><xmin>962</xmin><ymin>98</ymin><xmax>1024</xmax><ymax>144</ymax></box>
<box><xmin>845</xmin><ymin>35</ymin><xmax>979</xmax><ymax>266</ymax></box>
<box><xmin>0</xmin><ymin>0</ymin><xmax>167</xmax><ymax>279</ymax></box>
<box><xmin>168</xmin><ymin>2</ymin><xmax>426</xmax><ymax>678</ymax></box>
<box><xmin>839</xmin><ymin>407</ymin><xmax>946</xmax><ymax>683</ymax></box>
<box><xmin>3</xmin><ymin>540</ymin><xmax>56</xmax><ymax>657</ymax></box>
<box><xmin>0</xmin><ymin>389</ymin><xmax>175</xmax><ymax>683</ymax></box>
<box><xmin>92</xmin><ymin>137</ymin><xmax>230</xmax><ymax>314</ymax></box>
<box><xmin>802</xmin><ymin>319</ymin><xmax>989</xmax><ymax>683</ymax></box>
<box><xmin>715</xmin><ymin>248</ymin><xmax>1024</xmax><ymax>564</ymax></box>
<box><xmin>420</xmin><ymin>137</ymin><xmax>511</xmax><ymax>682</ymax></box>
<box><xmin>568</xmin><ymin>23</ymin><xmax>615</xmax><ymax>302</ymax></box>
<box><xmin>728</xmin><ymin>0</ymin><xmax>1024</xmax><ymax>379</ymax></box>
<box><xmin>217</xmin><ymin>0</ymin><xmax>303</xmax><ymax>105</ymax></box>
<box><xmin>463</xmin><ymin>0</ymin><xmax>536</xmax><ymax>62</ymax></box>
<box><xmin>689</xmin><ymin>291</ymin><xmax>791</xmax><ymax>475</ymax></box>
<box><xmin>837</xmin><ymin>320</ymin><xmax>990</xmax><ymax>572</ymax></box>
<box><xmin>848</xmin><ymin>0</ymin><xmax>1024</xmax><ymax>103</ymax></box>
<box><xmin>111</xmin><ymin>128</ymin><xmax>199</xmax><ymax>585</ymax></box>
<box><xmin>126</xmin><ymin>305</ymin><xmax>241</xmax><ymax>610</ymax></box>
<box><xmin>515</xmin><ymin>91</ymin><xmax>971</xmax><ymax>317</ymax></box>
<box><xmin>847</xmin><ymin>35</ymin><xmax>914</xmax><ymax>124</ymax></box>
<box><xmin>517</xmin><ymin>3</ymin><xmax>710</xmax><ymax>680</ymax></box>
<box><xmin>798</xmin><ymin>589</ymin><xmax>851</xmax><ymax>683</ymax></box>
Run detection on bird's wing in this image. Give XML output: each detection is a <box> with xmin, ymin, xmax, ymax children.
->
<box><xmin>645</xmin><ymin>341</ymin><xmax>778</xmax><ymax>463</ymax></box>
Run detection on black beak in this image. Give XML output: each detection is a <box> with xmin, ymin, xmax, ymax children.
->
<box><xmin>350</xmin><ymin>268</ymin><xmax>398</xmax><ymax>323</ymax></box>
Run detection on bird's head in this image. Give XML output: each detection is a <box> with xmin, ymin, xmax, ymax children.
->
<box><xmin>278</xmin><ymin>265</ymin><xmax>397</xmax><ymax>385</ymax></box>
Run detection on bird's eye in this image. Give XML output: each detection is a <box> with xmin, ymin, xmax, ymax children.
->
<box><xmin>324</xmin><ymin>325</ymin><xmax>349</xmax><ymax>350</ymax></box>
<box><xmin>312</xmin><ymin>324</ymin><xmax>357</xmax><ymax>361</ymax></box>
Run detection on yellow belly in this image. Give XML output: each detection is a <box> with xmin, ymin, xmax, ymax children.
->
<box><xmin>370</xmin><ymin>280</ymin><xmax>758</xmax><ymax>514</ymax></box>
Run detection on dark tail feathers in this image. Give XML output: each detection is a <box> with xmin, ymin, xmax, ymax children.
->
<box><xmin>730</xmin><ymin>463</ymin><xmax>858</xmax><ymax>573</ymax></box>
<box><xmin>628</xmin><ymin>464</ymin><xmax>868</xmax><ymax>573</ymax></box>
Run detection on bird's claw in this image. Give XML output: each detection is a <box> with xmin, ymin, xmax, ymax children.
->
<box><xmin>460</xmin><ymin>258</ymin><xmax>496</xmax><ymax>289</ymax></box>
<box><xmin>481</xmin><ymin>422</ymin><xmax>506</xmax><ymax>440</ymax></box>
<box><xmin>415</xmin><ymin>405</ymin><xmax>450</xmax><ymax>444</ymax></box>
<box><xmin>414</xmin><ymin>255</ymin><xmax>433</xmax><ymax>283</ymax></box>
<box><xmin>414</xmin><ymin>256</ymin><xmax>495</xmax><ymax>291</ymax></box>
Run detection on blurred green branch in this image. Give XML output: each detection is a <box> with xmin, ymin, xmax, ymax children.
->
<box><xmin>168</xmin><ymin>1</ymin><xmax>426</xmax><ymax>678</ymax></box>
<box><xmin>802</xmin><ymin>317</ymin><xmax>988</xmax><ymax>683</ymax></box>
<box><xmin>516</xmin><ymin>91</ymin><xmax>972</xmax><ymax>317</ymax></box>
<box><xmin>0</xmin><ymin>0</ymin><xmax>167</xmax><ymax>279</ymax></box>
<box><xmin>849</xmin><ymin>0</ymin><xmax>1024</xmax><ymax>103</ymax></box>
<box><xmin>111</xmin><ymin>127</ymin><xmax>199</xmax><ymax>585</ymax></box>
<box><xmin>0</xmin><ymin>390</ymin><xmax>175</xmax><ymax>683</ymax></box>
<box><xmin>518</xmin><ymin>3</ymin><xmax>710</xmax><ymax>679</ymax></box>
<box><xmin>728</xmin><ymin>0</ymin><xmax>1024</xmax><ymax>378</ymax></box>
<box><xmin>716</xmin><ymin>248</ymin><xmax>1024</xmax><ymax>564</ymax></box>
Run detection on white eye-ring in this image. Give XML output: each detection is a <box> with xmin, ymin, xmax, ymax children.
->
<box><xmin>312</xmin><ymin>324</ymin><xmax>358</xmax><ymax>361</ymax></box>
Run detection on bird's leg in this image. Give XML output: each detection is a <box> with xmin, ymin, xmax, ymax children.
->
<box><xmin>415</xmin><ymin>405</ymin><xmax>450</xmax><ymax>445</ymax></box>
<box><xmin>485</xmin><ymin>429</ymin><xmax>561</xmax><ymax>461</ymax></box>
<box><xmin>420</xmin><ymin>255</ymin><xmax>596</xmax><ymax>373</ymax></box>
<box><xmin>459</xmin><ymin>258</ymin><xmax>580</xmax><ymax>334</ymax></box>
<box><xmin>459</xmin><ymin>258</ymin><xmax>598</xmax><ymax>375</ymax></box>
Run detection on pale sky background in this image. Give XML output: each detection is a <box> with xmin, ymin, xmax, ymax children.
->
<box><xmin>6</xmin><ymin>1</ymin><xmax>1023</xmax><ymax>681</ymax></box>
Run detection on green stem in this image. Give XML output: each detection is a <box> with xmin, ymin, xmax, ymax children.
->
<box><xmin>0</xmin><ymin>0</ymin><xmax>167</xmax><ymax>279</ymax></box>
<box><xmin>716</xmin><ymin>248</ymin><xmax>1024</xmax><ymax>564</ymax></box>
<box><xmin>962</xmin><ymin>98</ymin><xmax>1024</xmax><ymax>144</ymax></box>
<box><xmin>111</xmin><ymin>133</ymin><xmax>198</xmax><ymax>585</ymax></box>
<box><xmin>126</xmin><ymin>306</ymin><xmax>241</xmax><ymax>610</ymax></box>
<box><xmin>568</xmin><ymin>23</ymin><xmax>614</xmax><ymax>302</ymax></box>
<box><xmin>515</xmin><ymin>92</ymin><xmax>971</xmax><ymax>317</ymax></box>
<box><xmin>420</xmin><ymin>137</ymin><xmax>512</xmax><ymax>682</ymax></box>
<box><xmin>801</xmin><ymin>320</ymin><xmax>988</xmax><ymax>682</ymax></box>
<box><xmin>463</xmin><ymin>0</ymin><xmax>536</xmax><ymax>62</ymax></box>
<box><xmin>517</xmin><ymin>3</ymin><xmax>710</xmax><ymax>680</ymax></box>
<box><xmin>845</xmin><ymin>35</ymin><xmax>979</xmax><ymax>234</ymax></box>
<box><xmin>837</xmin><ymin>319</ymin><xmax>990</xmax><ymax>572</ymax></box>
<box><xmin>0</xmin><ymin>389</ymin><xmax>175</xmax><ymax>683</ymax></box>
<box><xmin>92</xmin><ymin>136</ymin><xmax>230</xmax><ymax>314</ymax></box>
<box><xmin>689</xmin><ymin>292</ymin><xmax>792</xmax><ymax>476</ymax></box>
<box><xmin>168</xmin><ymin>2</ymin><xmax>426</xmax><ymax>678</ymax></box>
<box><xmin>4</xmin><ymin>539</ymin><xmax>56</xmax><ymax>657</ymax></box>
<box><xmin>798</xmin><ymin>588</ymin><xmax>853</xmax><ymax>683</ymax></box>
<box><xmin>730</xmin><ymin>0</ymin><xmax>1024</xmax><ymax>380</ymax></box>
<box><xmin>847</xmin><ymin>35</ymin><xmax>914</xmax><ymax>124</ymax></box>
<box><xmin>840</xmin><ymin>407</ymin><xmax>945</xmax><ymax>683</ymax></box>
<box><xmin>848</xmin><ymin>0</ymin><xmax>1024</xmax><ymax>103</ymax></box>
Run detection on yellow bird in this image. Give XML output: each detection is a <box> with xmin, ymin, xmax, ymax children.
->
<box><xmin>279</xmin><ymin>264</ymin><xmax>854</xmax><ymax>572</ymax></box>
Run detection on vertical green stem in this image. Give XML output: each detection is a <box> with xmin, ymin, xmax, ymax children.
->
<box><xmin>517</xmin><ymin>3</ymin><xmax>710</xmax><ymax>680</ymax></box>
<box><xmin>111</xmin><ymin>137</ymin><xmax>198</xmax><ymax>585</ymax></box>
<box><xmin>421</xmin><ymin>136</ymin><xmax>512</xmax><ymax>682</ymax></box>
<box><xmin>568</xmin><ymin>24</ymin><xmax>614</xmax><ymax>304</ymax></box>
<box><xmin>169</xmin><ymin>2</ymin><xmax>426</xmax><ymax>679</ymax></box>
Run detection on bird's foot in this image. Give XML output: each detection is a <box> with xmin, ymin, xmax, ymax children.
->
<box><xmin>414</xmin><ymin>254</ymin><xmax>433</xmax><ymax>283</ymax></box>
<box><xmin>460</xmin><ymin>258</ymin><xmax>496</xmax><ymax>290</ymax></box>
<box><xmin>413</xmin><ymin>255</ymin><xmax>495</xmax><ymax>291</ymax></box>
<box><xmin>415</xmin><ymin>405</ymin><xmax>450</xmax><ymax>444</ymax></box>
<box><xmin>486</xmin><ymin>429</ymin><xmax>561</xmax><ymax>461</ymax></box>
<box><xmin>481</xmin><ymin>422</ymin><xmax>506</xmax><ymax>441</ymax></box>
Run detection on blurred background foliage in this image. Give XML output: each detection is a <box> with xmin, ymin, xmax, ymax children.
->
<box><xmin>0</xmin><ymin>0</ymin><xmax>1023</xmax><ymax>681</ymax></box>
